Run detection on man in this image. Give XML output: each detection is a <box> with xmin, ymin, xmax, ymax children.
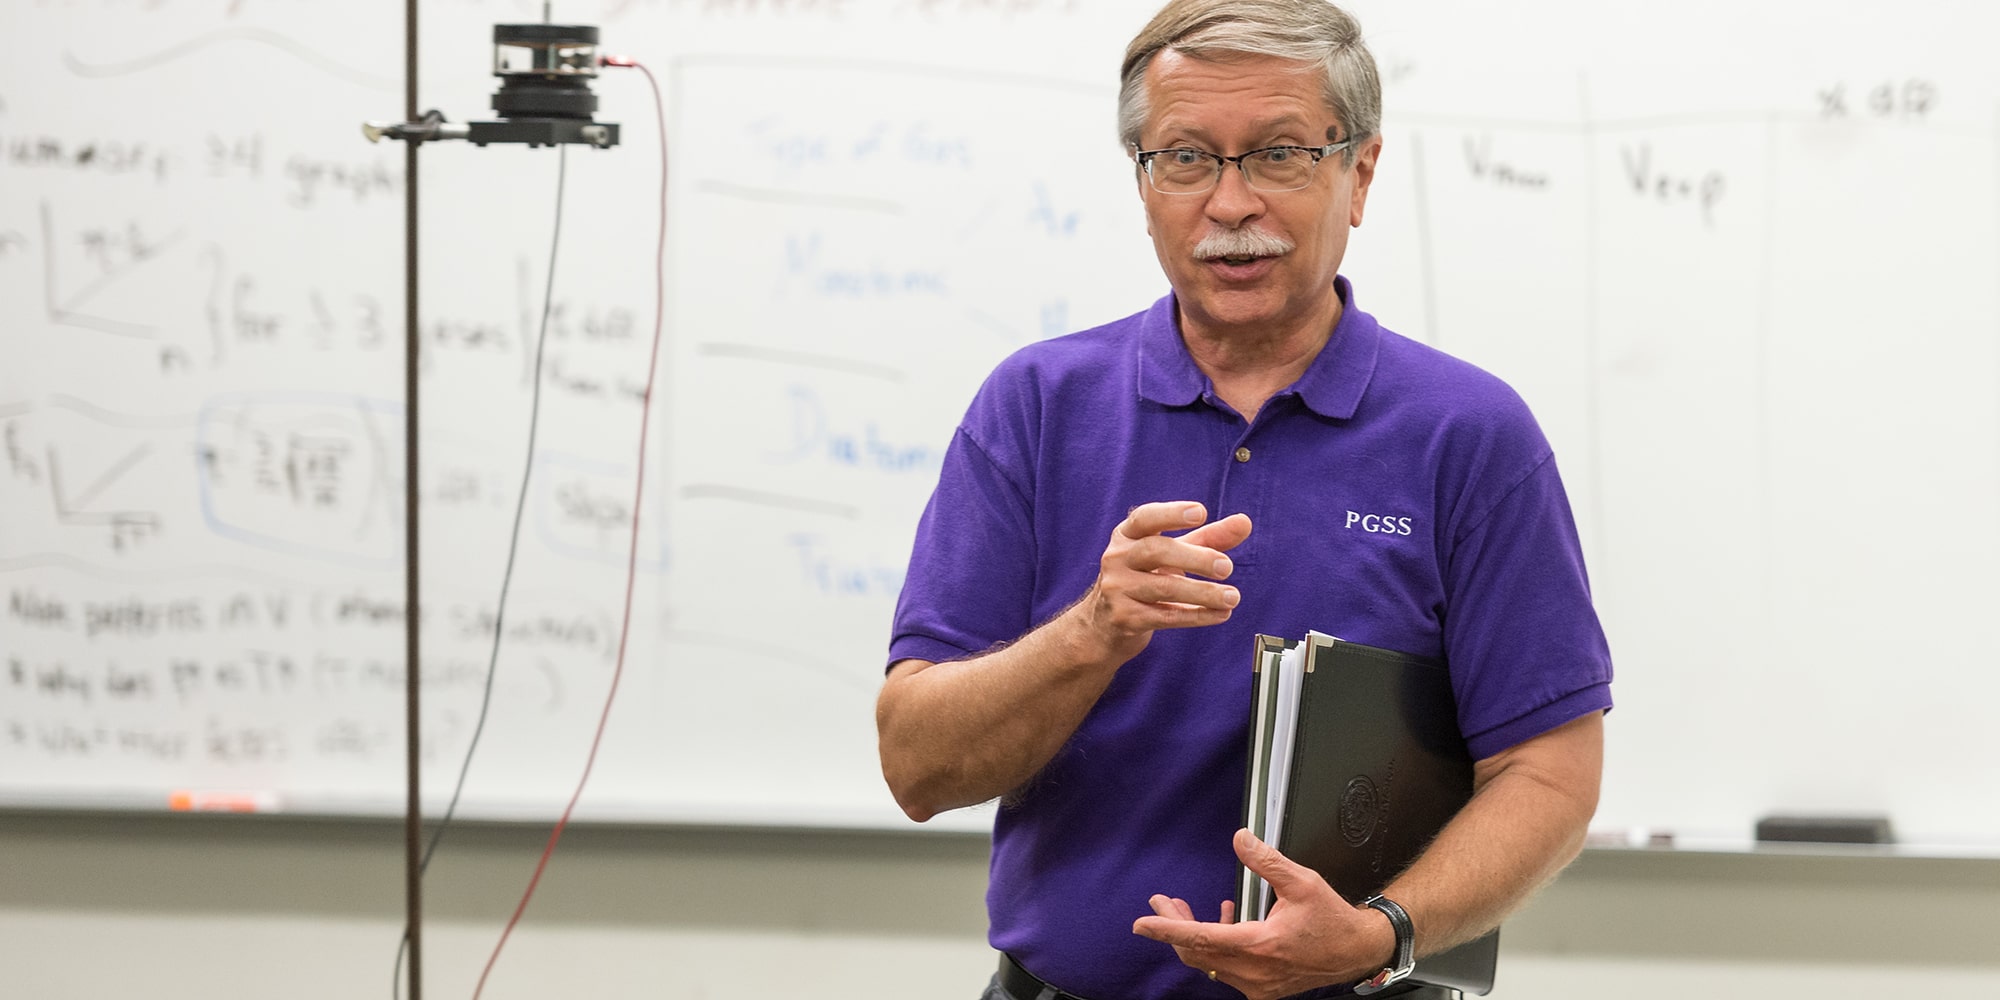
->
<box><xmin>876</xmin><ymin>2</ymin><xmax>1613</xmax><ymax>998</ymax></box>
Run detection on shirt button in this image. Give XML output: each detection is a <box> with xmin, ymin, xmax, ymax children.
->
<box><xmin>1234</xmin><ymin>447</ymin><xmax>1252</xmax><ymax>463</ymax></box>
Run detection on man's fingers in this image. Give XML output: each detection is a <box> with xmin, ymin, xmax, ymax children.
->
<box><xmin>1123</xmin><ymin>534</ymin><xmax>1238</xmax><ymax>582</ymax></box>
<box><xmin>1118</xmin><ymin>501</ymin><xmax>1208</xmax><ymax>540</ymax></box>
<box><xmin>1181</xmin><ymin>512</ymin><xmax>1254</xmax><ymax>552</ymax></box>
<box><xmin>1132</xmin><ymin>913</ymin><xmax>1233</xmax><ymax>949</ymax></box>
<box><xmin>1146</xmin><ymin>893</ymin><xmax>1198</xmax><ymax>921</ymax></box>
<box><xmin>1123</xmin><ymin>570</ymin><xmax>1241</xmax><ymax>611</ymax></box>
<box><xmin>1116</xmin><ymin>504</ymin><xmax>1251</xmax><ymax>566</ymax></box>
<box><xmin>1095</xmin><ymin>503</ymin><xmax>1249</xmax><ymax>636</ymax></box>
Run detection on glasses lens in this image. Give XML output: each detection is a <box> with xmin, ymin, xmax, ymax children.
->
<box><xmin>1244</xmin><ymin>148</ymin><xmax>1315</xmax><ymax>191</ymax></box>
<box><xmin>1150</xmin><ymin>149</ymin><xmax>1219</xmax><ymax>193</ymax></box>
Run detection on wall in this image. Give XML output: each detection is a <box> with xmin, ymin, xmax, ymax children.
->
<box><xmin>3</xmin><ymin>812</ymin><xmax>1996</xmax><ymax>999</ymax></box>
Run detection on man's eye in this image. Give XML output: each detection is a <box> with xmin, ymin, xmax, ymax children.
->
<box><xmin>1169</xmin><ymin>149</ymin><xmax>1207</xmax><ymax>166</ymax></box>
<box><xmin>1261</xmin><ymin>147</ymin><xmax>1295</xmax><ymax>163</ymax></box>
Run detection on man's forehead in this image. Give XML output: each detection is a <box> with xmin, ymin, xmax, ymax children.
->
<box><xmin>1148</xmin><ymin>111</ymin><xmax>1327</xmax><ymax>143</ymax></box>
<box><xmin>1144</xmin><ymin>58</ymin><xmax>1338</xmax><ymax>141</ymax></box>
<box><xmin>1155</xmin><ymin>45</ymin><xmax>1318</xmax><ymax>73</ymax></box>
<box><xmin>1148</xmin><ymin>46</ymin><xmax>1322</xmax><ymax>84</ymax></box>
<box><xmin>1144</xmin><ymin>49</ymin><xmax>1333</xmax><ymax>116</ymax></box>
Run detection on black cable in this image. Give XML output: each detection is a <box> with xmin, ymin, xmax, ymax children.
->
<box><xmin>392</xmin><ymin>142</ymin><xmax>569</xmax><ymax>1000</ymax></box>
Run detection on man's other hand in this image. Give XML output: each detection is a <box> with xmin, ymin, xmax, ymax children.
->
<box><xmin>1131</xmin><ymin>828</ymin><xmax>1395</xmax><ymax>1000</ymax></box>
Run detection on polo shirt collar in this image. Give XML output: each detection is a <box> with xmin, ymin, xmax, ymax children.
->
<box><xmin>1134</xmin><ymin>274</ymin><xmax>1382</xmax><ymax>420</ymax></box>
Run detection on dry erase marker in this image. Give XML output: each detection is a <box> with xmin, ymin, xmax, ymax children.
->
<box><xmin>169</xmin><ymin>790</ymin><xmax>280</xmax><ymax>812</ymax></box>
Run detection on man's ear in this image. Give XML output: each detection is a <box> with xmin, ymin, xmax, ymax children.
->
<box><xmin>1349</xmin><ymin>135</ymin><xmax>1384</xmax><ymax>228</ymax></box>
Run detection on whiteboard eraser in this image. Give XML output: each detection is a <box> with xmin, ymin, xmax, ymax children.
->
<box><xmin>1754</xmin><ymin>815</ymin><xmax>1894</xmax><ymax>845</ymax></box>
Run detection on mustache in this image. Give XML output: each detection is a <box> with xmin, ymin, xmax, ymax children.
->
<box><xmin>1192</xmin><ymin>227</ymin><xmax>1295</xmax><ymax>260</ymax></box>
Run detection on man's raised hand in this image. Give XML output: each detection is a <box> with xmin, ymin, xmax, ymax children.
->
<box><xmin>1078</xmin><ymin>501</ymin><xmax>1253</xmax><ymax>662</ymax></box>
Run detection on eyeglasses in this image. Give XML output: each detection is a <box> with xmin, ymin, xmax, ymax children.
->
<box><xmin>1133</xmin><ymin>136</ymin><xmax>1355</xmax><ymax>195</ymax></box>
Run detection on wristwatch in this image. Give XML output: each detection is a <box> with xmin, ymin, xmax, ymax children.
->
<box><xmin>1353</xmin><ymin>894</ymin><xmax>1415</xmax><ymax>995</ymax></box>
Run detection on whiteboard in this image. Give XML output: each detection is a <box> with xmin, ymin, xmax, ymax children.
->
<box><xmin>3</xmin><ymin>0</ymin><xmax>1997</xmax><ymax>845</ymax></box>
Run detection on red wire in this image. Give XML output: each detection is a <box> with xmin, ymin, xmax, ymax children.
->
<box><xmin>470</xmin><ymin>57</ymin><xmax>668</xmax><ymax>1000</ymax></box>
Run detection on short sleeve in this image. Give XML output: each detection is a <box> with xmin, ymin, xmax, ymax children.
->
<box><xmin>888</xmin><ymin>425</ymin><xmax>1038</xmax><ymax>669</ymax></box>
<box><xmin>1443</xmin><ymin>454</ymin><xmax>1614</xmax><ymax>759</ymax></box>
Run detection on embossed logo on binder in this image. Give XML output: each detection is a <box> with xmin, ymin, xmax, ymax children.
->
<box><xmin>1339</xmin><ymin>775</ymin><xmax>1379</xmax><ymax>847</ymax></box>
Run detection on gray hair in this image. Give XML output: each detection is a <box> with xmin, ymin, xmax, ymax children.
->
<box><xmin>1118</xmin><ymin>0</ymin><xmax>1381</xmax><ymax>166</ymax></box>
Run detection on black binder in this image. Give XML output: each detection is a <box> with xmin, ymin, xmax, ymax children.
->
<box><xmin>1238</xmin><ymin>632</ymin><xmax>1498</xmax><ymax>996</ymax></box>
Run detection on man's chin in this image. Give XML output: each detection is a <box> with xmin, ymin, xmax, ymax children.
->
<box><xmin>1178</xmin><ymin>292</ymin><xmax>1288</xmax><ymax>337</ymax></box>
<box><xmin>1177</xmin><ymin>279</ymin><xmax>1343</xmax><ymax>341</ymax></box>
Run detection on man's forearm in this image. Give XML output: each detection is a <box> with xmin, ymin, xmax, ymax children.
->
<box><xmin>878</xmin><ymin>504</ymin><xmax>1252</xmax><ymax>822</ymax></box>
<box><xmin>876</xmin><ymin>605</ymin><xmax>1128</xmax><ymax>822</ymax></box>
<box><xmin>1381</xmin><ymin>711</ymin><xmax>1604</xmax><ymax>956</ymax></box>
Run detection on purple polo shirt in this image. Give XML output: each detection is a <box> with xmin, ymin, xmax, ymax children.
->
<box><xmin>889</xmin><ymin>277</ymin><xmax>1612</xmax><ymax>1000</ymax></box>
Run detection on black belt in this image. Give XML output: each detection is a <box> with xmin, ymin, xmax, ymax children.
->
<box><xmin>998</xmin><ymin>953</ymin><xmax>1098</xmax><ymax>1000</ymax></box>
<box><xmin>996</xmin><ymin>952</ymin><xmax>1460</xmax><ymax>1000</ymax></box>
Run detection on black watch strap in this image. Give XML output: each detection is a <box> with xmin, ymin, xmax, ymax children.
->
<box><xmin>1353</xmin><ymin>894</ymin><xmax>1415</xmax><ymax>995</ymax></box>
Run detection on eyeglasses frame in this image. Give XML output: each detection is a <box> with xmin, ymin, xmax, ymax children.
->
<box><xmin>1131</xmin><ymin>135</ymin><xmax>1357</xmax><ymax>195</ymax></box>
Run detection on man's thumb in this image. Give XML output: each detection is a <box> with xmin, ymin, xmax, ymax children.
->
<box><xmin>1234</xmin><ymin>827</ymin><xmax>1317</xmax><ymax>897</ymax></box>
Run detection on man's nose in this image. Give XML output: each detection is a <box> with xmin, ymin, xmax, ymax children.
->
<box><xmin>1204</xmin><ymin>163</ymin><xmax>1266</xmax><ymax>228</ymax></box>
